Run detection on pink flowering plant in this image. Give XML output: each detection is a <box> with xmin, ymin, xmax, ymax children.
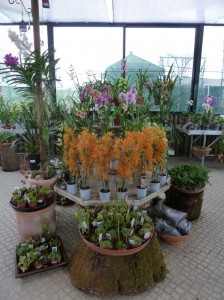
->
<box><xmin>201</xmin><ymin>95</ymin><xmax>217</xmax><ymax>125</ymax></box>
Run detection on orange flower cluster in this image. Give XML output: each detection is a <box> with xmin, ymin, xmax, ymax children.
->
<box><xmin>77</xmin><ymin>128</ymin><xmax>97</xmax><ymax>179</ymax></box>
<box><xmin>113</xmin><ymin>131</ymin><xmax>140</xmax><ymax>189</ymax></box>
<box><xmin>93</xmin><ymin>132</ymin><xmax>114</xmax><ymax>182</ymax></box>
<box><xmin>63</xmin><ymin>126</ymin><xmax>168</xmax><ymax>190</ymax></box>
<box><xmin>63</xmin><ymin>128</ymin><xmax>79</xmax><ymax>176</ymax></box>
<box><xmin>113</xmin><ymin>127</ymin><xmax>168</xmax><ymax>189</ymax></box>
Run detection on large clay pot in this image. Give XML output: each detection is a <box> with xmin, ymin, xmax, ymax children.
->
<box><xmin>27</xmin><ymin>176</ymin><xmax>58</xmax><ymax>189</ymax></box>
<box><xmin>14</xmin><ymin>199</ymin><xmax>56</xmax><ymax>240</ymax></box>
<box><xmin>165</xmin><ymin>185</ymin><xmax>204</xmax><ymax>221</ymax></box>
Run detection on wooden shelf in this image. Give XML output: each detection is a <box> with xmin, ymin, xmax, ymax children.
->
<box><xmin>54</xmin><ymin>179</ymin><xmax>170</xmax><ymax>208</ymax></box>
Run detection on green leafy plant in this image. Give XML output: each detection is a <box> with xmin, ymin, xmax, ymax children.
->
<box><xmin>99</xmin><ymin>240</ymin><xmax>113</xmax><ymax>249</ymax></box>
<box><xmin>167</xmin><ymin>163</ymin><xmax>210</xmax><ymax>190</ymax></box>
<box><xmin>128</xmin><ymin>235</ymin><xmax>142</xmax><ymax>247</ymax></box>
<box><xmin>0</xmin><ymin>131</ymin><xmax>16</xmax><ymax>144</ymax></box>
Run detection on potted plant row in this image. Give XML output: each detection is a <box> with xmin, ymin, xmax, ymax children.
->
<box><xmin>74</xmin><ymin>199</ymin><xmax>154</xmax><ymax>255</ymax></box>
<box><xmin>10</xmin><ymin>186</ymin><xmax>54</xmax><ymax>210</ymax></box>
<box><xmin>16</xmin><ymin>225</ymin><xmax>67</xmax><ymax>276</ymax></box>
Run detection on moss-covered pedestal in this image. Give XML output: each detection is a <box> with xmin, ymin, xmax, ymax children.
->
<box><xmin>165</xmin><ymin>185</ymin><xmax>204</xmax><ymax>221</ymax></box>
<box><xmin>69</xmin><ymin>234</ymin><xmax>166</xmax><ymax>296</ymax></box>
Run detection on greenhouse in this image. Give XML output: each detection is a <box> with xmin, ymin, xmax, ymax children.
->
<box><xmin>0</xmin><ymin>0</ymin><xmax>224</xmax><ymax>299</ymax></box>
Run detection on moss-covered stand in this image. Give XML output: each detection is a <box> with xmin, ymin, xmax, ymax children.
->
<box><xmin>69</xmin><ymin>234</ymin><xmax>166</xmax><ymax>297</ymax></box>
<box><xmin>165</xmin><ymin>185</ymin><xmax>204</xmax><ymax>221</ymax></box>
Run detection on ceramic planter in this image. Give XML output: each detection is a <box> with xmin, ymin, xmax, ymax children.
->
<box><xmin>136</xmin><ymin>186</ymin><xmax>147</xmax><ymax>199</ymax></box>
<box><xmin>80</xmin><ymin>187</ymin><xmax>91</xmax><ymax>201</ymax></box>
<box><xmin>150</xmin><ymin>181</ymin><xmax>160</xmax><ymax>193</ymax></box>
<box><xmin>165</xmin><ymin>185</ymin><xmax>204</xmax><ymax>221</ymax></box>
<box><xmin>99</xmin><ymin>189</ymin><xmax>111</xmax><ymax>202</ymax></box>
<box><xmin>66</xmin><ymin>181</ymin><xmax>77</xmax><ymax>195</ymax></box>
<box><xmin>159</xmin><ymin>174</ymin><xmax>167</xmax><ymax>186</ymax></box>
<box><xmin>117</xmin><ymin>189</ymin><xmax>128</xmax><ymax>200</ymax></box>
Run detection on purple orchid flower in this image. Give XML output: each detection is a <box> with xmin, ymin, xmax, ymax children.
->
<box><xmin>4</xmin><ymin>53</ymin><xmax>19</xmax><ymax>69</ymax></box>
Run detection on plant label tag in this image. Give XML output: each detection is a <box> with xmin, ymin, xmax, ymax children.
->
<box><xmin>26</xmin><ymin>196</ymin><xmax>30</xmax><ymax>203</ymax></box>
<box><xmin>142</xmin><ymin>210</ymin><xmax>147</xmax><ymax>215</ymax></box>
<box><xmin>41</xmin><ymin>238</ymin><xmax>45</xmax><ymax>243</ymax></box>
<box><xmin>129</xmin><ymin>239</ymin><xmax>135</xmax><ymax>246</ymax></box>
<box><xmin>21</xmin><ymin>244</ymin><xmax>26</xmax><ymax>247</ymax></box>
<box><xmin>127</xmin><ymin>208</ymin><xmax>130</xmax><ymax>213</ymax></box>
<box><xmin>30</xmin><ymin>160</ymin><xmax>36</xmax><ymax>163</ymax></box>
<box><xmin>131</xmin><ymin>218</ymin><xmax>135</xmax><ymax>228</ymax></box>
<box><xmin>92</xmin><ymin>221</ymin><xmax>97</xmax><ymax>227</ymax></box>
<box><xmin>97</xmin><ymin>221</ymin><xmax>103</xmax><ymax>227</ymax></box>
<box><xmin>137</xmin><ymin>212</ymin><xmax>142</xmax><ymax>217</ymax></box>
<box><xmin>106</xmin><ymin>233</ymin><xmax>111</xmax><ymax>240</ymax></box>
<box><xmin>52</xmin><ymin>247</ymin><xmax>57</xmax><ymax>253</ymax></box>
<box><xmin>133</xmin><ymin>206</ymin><xmax>138</xmax><ymax>211</ymax></box>
<box><xmin>82</xmin><ymin>221</ymin><xmax>88</xmax><ymax>229</ymax></box>
<box><xmin>144</xmin><ymin>232</ymin><xmax>151</xmax><ymax>239</ymax></box>
<box><xmin>28</xmin><ymin>244</ymin><xmax>33</xmax><ymax>249</ymax></box>
<box><xmin>99</xmin><ymin>233</ymin><xmax>103</xmax><ymax>242</ymax></box>
<box><xmin>130</xmin><ymin>229</ymin><xmax>134</xmax><ymax>236</ymax></box>
<box><xmin>141</xmin><ymin>217</ymin><xmax>144</xmax><ymax>225</ymax></box>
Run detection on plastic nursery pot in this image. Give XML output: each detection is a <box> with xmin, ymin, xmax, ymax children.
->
<box><xmin>66</xmin><ymin>181</ymin><xmax>77</xmax><ymax>195</ymax></box>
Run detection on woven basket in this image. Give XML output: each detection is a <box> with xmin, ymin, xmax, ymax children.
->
<box><xmin>192</xmin><ymin>146</ymin><xmax>212</xmax><ymax>157</ymax></box>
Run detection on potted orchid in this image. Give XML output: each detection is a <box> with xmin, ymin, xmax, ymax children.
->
<box><xmin>93</xmin><ymin>132</ymin><xmax>114</xmax><ymax>201</ymax></box>
<box><xmin>201</xmin><ymin>95</ymin><xmax>217</xmax><ymax>129</ymax></box>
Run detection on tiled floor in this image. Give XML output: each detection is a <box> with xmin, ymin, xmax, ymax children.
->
<box><xmin>0</xmin><ymin>157</ymin><xmax>224</xmax><ymax>300</ymax></box>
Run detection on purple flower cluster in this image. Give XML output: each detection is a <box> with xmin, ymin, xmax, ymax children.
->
<box><xmin>202</xmin><ymin>96</ymin><xmax>217</xmax><ymax>107</ymax></box>
<box><xmin>4</xmin><ymin>53</ymin><xmax>19</xmax><ymax>69</ymax></box>
<box><xmin>118</xmin><ymin>88</ymin><xmax>138</xmax><ymax>105</ymax></box>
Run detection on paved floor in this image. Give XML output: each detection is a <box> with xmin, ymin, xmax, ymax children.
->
<box><xmin>0</xmin><ymin>156</ymin><xmax>224</xmax><ymax>300</ymax></box>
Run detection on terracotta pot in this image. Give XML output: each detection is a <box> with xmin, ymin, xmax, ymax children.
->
<box><xmin>80</xmin><ymin>233</ymin><xmax>152</xmax><ymax>256</ymax></box>
<box><xmin>15</xmin><ymin>199</ymin><xmax>56</xmax><ymax>240</ymax></box>
<box><xmin>160</xmin><ymin>233</ymin><xmax>189</xmax><ymax>245</ymax></box>
<box><xmin>45</xmin><ymin>191</ymin><xmax>54</xmax><ymax>200</ymax></box>
<box><xmin>28</xmin><ymin>202</ymin><xmax>37</xmax><ymax>208</ymax></box>
<box><xmin>17</xmin><ymin>202</ymin><xmax>26</xmax><ymax>209</ymax></box>
<box><xmin>27</xmin><ymin>176</ymin><xmax>58</xmax><ymax>189</ymax></box>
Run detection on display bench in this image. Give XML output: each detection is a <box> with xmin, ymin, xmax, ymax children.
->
<box><xmin>176</xmin><ymin>124</ymin><xmax>223</xmax><ymax>165</ymax></box>
<box><xmin>54</xmin><ymin>176</ymin><xmax>170</xmax><ymax>208</ymax></box>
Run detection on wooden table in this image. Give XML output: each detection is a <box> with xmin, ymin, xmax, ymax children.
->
<box><xmin>54</xmin><ymin>177</ymin><xmax>170</xmax><ymax>208</ymax></box>
<box><xmin>176</xmin><ymin>124</ymin><xmax>222</xmax><ymax>165</ymax></box>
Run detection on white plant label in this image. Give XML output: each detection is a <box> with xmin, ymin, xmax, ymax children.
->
<box><xmin>130</xmin><ymin>229</ymin><xmax>134</xmax><ymax>236</ymax></box>
<box><xmin>82</xmin><ymin>221</ymin><xmax>88</xmax><ymax>229</ymax></box>
<box><xmin>52</xmin><ymin>247</ymin><xmax>57</xmax><ymax>253</ymax></box>
<box><xmin>133</xmin><ymin>206</ymin><xmax>138</xmax><ymax>211</ymax></box>
<box><xmin>131</xmin><ymin>218</ymin><xmax>135</xmax><ymax>228</ymax></box>
<box><xmin>141</xmin><ymin>216</ymin><xmax>144</xmax><ymax>225</ymax></box>
<box><xmin>142</xmin><ymin>210</ymin><xmax>147</xmax><ymax>215</ymax></box>
<box><xmin>137</xmin><ymin>212</ymin><xmax>142</xmax><ymax>217</ymax></box>
<box><xmin>99</xmin><ymin>233</ymin><xmax>103</xmax><ymax>242</ymax></box>
<box><xmin>129</xmin><ymin>239</ymin><xmax>135</xmax><ymax>246</ymax></box>
<box><xmin>97</xmin><ymin>221</ymin><xmax>103</xmax><ymax>227</ymax></box>
<box><xmin>92</xmin><ymin>221</ymin><xmax>97</xmax><ymax>227</ymax></box>
<box><xmin>106</xmin><ymin>233</ymin><xmax>111</xmax><ymax>240</ymax></box>
<box><xmin>144</xmin><ymin>232</ymin><xmax>151</xmax><ymax>239</ymax></box>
